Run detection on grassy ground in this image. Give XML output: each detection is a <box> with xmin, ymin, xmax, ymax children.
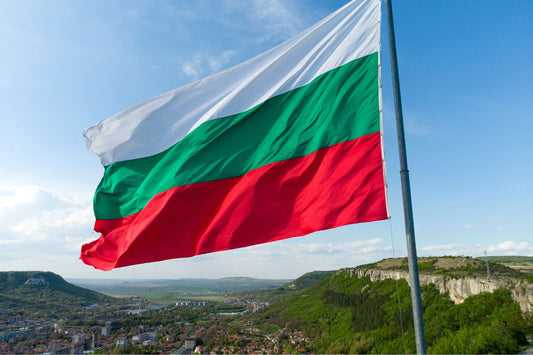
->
<box><xmin>482</xmin><ymin>256</ymin><xmax>533</xmax><ymax>274</ymax></box>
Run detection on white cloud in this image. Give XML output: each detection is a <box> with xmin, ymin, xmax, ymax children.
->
<box><xmin>492</xmin><ymin>240</ymin><xmax>517</xmax><ymax>250</ymax></box>
<box><xmin>180</xmin><ymin>55</ymin><xmax>203</xmax><ymax>80</ymax></box>
<box><xmin>250</xmin><ymin>244</ymin><xmax>290</xmax><ymax>257</ymax></box>
<box><xmin>182</xmin><ymin>64</ymin><xmax>198</xmax><ymax>79</ymax></box>
<box><xmin>245</xmin><ymin>0</ymin><xmax>302</xmax><ymax>42</ymax></box>
<box><xmin>65</xmin><ymin>235</ymin><xmax>95</xmax><ymax>251</ymax></box>
<box><xmin>408</xmin><ymin>240</ymin><xmax>533</xmax><ymax>259</ymax></box>
<box><xmin>54</xmin><ymin>206</ymin><xmax>93</xmax><ymax>227</ymax></box>
<box><xmin>289</xmin><ymin>238</ymin><xmax>388</xmax><ymax>255</ymax></box>
<box><xmin>180</xmin><ymin>50</ymin><xmax>238</xmax><ymax>80</ymax></box>
<box><xmin>208</xmin><ymin>50</ymin><xmax>237</xmax><ymax>72</ymax></box>
<box><xmin>418</xmin><ymin>243</ymin><xmax>492</xmax><ymax>257</ymax></box>
<box><xmin>420</xmin><ymin>243</ymin><xmax>463</xmax><ymax>255</ymax></box>
<box><xmin>517</xmin><ymin>242</ymin><xmax>530</xmax><ymax>251</ymax></box>
<box><xmin>0</xmin><ymin>184</ymin><xmax>93</xmax><ymax>246</ymax></box>
<box><xmin>487</xmin><ymin>240</ymin><xmax>533</xmax><ymax>254</ymax></box>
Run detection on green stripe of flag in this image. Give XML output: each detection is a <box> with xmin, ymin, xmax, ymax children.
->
<box><xmin>95</xmin><ymin>52</ymin><xmax>379</xmax><ymax>220</ymax></box>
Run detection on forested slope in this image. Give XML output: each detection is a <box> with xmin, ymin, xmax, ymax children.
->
<box><xmin>247</xmin><ymin>259</ymin><xmax>532</xmax><ymax>353</ymax></box>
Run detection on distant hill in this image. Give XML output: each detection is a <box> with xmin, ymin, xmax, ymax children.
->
<box><xmin>75</xmin><ymin>276</ymin><xmax>291</xmax><ymax>302</ymax></box>
<box><xmin>282</xmin><ymin>270</ymin><xmax>334</xmax><ymax>291</ymax></box>
<box><xmin>0</xmin><ymin>271</ymin><xmax>113</xmax><ymax>313</ymax></box>
<box><xmin>244</xmin><ymin>256</ymin><xmax>533</xmax><ymax>354</ymax></box>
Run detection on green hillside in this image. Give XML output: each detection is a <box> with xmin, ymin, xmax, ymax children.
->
<box><xmin>282</xmin><ymin>270</ymin><xmax>334</xmax><ymax>291</ymax></box>
<box><xmin>479</xmin><ymin>256</ymin><xmax>533</xmax><ymax>274</ymax></box>
<box><xmin>0</xmin><ymin>271</ymin><xmax>114</xmax><ymax>315</ymax></box>
<box><xmin>245</xmin><ymin>259</ymin><xmax>532</xmax><ymax>354</ymax></box>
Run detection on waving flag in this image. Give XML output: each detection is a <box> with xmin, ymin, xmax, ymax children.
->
<box><xmin>81</xmin><ymin>0</ymin><xmax>387</xmax><ymax>271</ymax></box>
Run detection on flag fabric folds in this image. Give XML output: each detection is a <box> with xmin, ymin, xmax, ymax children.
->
<box><xmin>81</xmin><ymin>0</ymin><xmax>388</xmax><ymax>271</ymax></box>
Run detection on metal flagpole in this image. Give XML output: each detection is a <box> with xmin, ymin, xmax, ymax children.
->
<box><xmin>384</xmin><ymin>0</ymin><xmax>427</xmax><ymax>353</ymax></box>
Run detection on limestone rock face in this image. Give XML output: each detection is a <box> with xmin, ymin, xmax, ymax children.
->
<box><xmin>339</xmin><ymin>268</ymin><xmax>533</xmax><ymax>313</ymax></box>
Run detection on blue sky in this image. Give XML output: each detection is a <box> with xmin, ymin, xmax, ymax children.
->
<box><xmin>0</xmin><ymin>0</ymin><xmax>531</xmax><ymax>279</ymax></box>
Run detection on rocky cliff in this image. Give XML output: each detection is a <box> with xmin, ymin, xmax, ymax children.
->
<box><xmin>339</xmin><ymin>267</ymin><xmax>533</xmax><ymax>313</ymax></box>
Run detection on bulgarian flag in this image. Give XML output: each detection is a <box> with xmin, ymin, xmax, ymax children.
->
<box><xmin>81</xmin><ymin>0</ymin><xmax>388</xmax><ymax>271</ymax></box>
